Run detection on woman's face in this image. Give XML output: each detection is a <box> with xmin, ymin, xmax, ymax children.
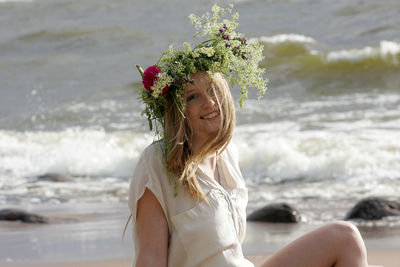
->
<box><xmin>185</xmin><ymin>72</ymin><xmax>221</xmax><ymax>144</ymax></box>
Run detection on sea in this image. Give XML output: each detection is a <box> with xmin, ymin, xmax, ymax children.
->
<box><xmin>1</xmin><ymin>0</ymin><xmax>400</xmax><ymax>231</ymax></box>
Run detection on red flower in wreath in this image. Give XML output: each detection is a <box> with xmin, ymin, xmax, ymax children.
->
<box><xmin>142</xmin><ymin>65</ymin><xmax>169</xmax><ymax>94</ymax></box>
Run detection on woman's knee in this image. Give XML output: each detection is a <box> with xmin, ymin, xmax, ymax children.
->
<box><xmin>327</xmin><ymin>221</ymin><xmax>362</xmax><ymax>240</ymax></box>
<box><xmin>325</xmin><ymin>221</ymin><xmax>367</xmax><ymax>256</ymax></box>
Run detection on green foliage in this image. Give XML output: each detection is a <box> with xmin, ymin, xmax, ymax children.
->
<box><xmin>137</xmin><ymin>4</ymin><xmax>268</xmax><ymax>136</ymax></box>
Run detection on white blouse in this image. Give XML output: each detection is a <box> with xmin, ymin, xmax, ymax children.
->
<box><xmin>129</xmin><ymin>141</ymin><xmax>254</xmax><ymax>267</ymax></box>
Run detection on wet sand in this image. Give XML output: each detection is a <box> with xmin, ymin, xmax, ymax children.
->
<box><xmin>1</xmin><ymin>203</ymin><xmax>399</xmax><ymax>267</ymax></box>
<box><xmin>2</xmin><ymin>251</ymin><xmax>399</xmax><ymax>267</ymax></box>
<box><xmin>247</xmin><ymin>251</ymin><xmax>400</xmax><ymax>267</ymax></box>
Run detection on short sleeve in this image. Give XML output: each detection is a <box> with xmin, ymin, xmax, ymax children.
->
<box><xmin>128</xmin><ymin>144</ymin><xmax>168</xmax><ymax>225</ymax></box>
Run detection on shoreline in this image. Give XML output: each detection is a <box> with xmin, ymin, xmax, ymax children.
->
<box><xmin>2</xmin><ymin>250</ymin><xmax>399</xmax><ymax>267</ymax></box>
<box><xmin>1</xmin><ymin>203</ymin><xmax>399</xmax><ymax>267</ymax></box>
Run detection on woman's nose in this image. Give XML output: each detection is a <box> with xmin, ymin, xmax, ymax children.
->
<box><xmin>202</xmin><ymin>94</ymin><xmax>216</xmax><ymax>108</ymax></box>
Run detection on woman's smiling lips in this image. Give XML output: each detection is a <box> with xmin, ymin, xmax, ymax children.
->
<box><xmin>200</xmin><ymin>110</ymin><xmax>220</xmax><ymax>120</ymax></box>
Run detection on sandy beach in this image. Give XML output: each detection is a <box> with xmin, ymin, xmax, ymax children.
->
<box><xmin>247</xmin><ymin>251</ymin><xmax>400</xmax><ymax>267</ymax></box>
<box><xmin>2</xmin><ymin>250</ymin><xmax>400</xmax><ymax>267</ymax></box>
<box><xmin>1</xmin><ymin>203</ymin><xmax>399</xmax><ymax>267</ymax></box>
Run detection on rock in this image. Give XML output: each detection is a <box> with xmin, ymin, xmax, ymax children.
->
<box><xmin>345</xmin><ymin>197</ymin><xmax>400</xmax><ymax>221</ymax></box>
<box><xmin>247</xmin><ymin>203</ymin><xmax>301</xmax><ymax>223</ymax></box>
<box><xmin>0</xmin><ymin>209</ymin><xmax>49</xmax><ymax>223</ymax></box>
<box><xmin>37</xmin><ymin>173</ymin><xmax>72</xmax><ymax>182</ymax></box>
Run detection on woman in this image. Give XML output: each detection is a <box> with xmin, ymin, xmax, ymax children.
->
<box><xmin>130</xmin><ymin>71</ymin><xmax>252</xmax><ymax>266</ymax></box>
<box><xmin>129</xmin><ymin>5</ymin><xmax>377</xmax><ymax>267</ymax></box>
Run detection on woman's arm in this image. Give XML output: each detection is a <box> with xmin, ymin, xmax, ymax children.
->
<box><xmin>135</xmin><ymin>188</ymin><xmax>168</xmax><ymax>267</ymax></box>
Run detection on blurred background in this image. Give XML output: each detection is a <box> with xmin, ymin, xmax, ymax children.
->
<box><xmin>0</xmin><ymin>0</ymin><xmax>399</xmax><ymax>264</ymax></box>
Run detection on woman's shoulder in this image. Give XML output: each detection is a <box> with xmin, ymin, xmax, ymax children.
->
<box><xmin>133</xmin><ymin>140</ymin><xmax>169</xmax><ymax>180</ymax></box>
<box><xmin>139</xmin><ymin>140</ymin><xmax>165</xmax><ymax>163</ymax></box>
<box><xmin>132</xmin><ymin>140</ymin><xmax>172</xmax><ymax>191</ymax></box>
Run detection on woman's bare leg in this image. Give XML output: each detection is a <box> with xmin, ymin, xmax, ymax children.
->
<box><xmin>261</xmin><ymin>221</ymin><xmax>369</xmax><ymax>267</ymax></box>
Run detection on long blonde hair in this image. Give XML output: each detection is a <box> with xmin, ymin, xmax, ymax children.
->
<box><xmin>123</xmin><ymin>72</ymin><xmax>235</xmax><ymax>237</ymax></box>
<box><xmin>164</xmin><ymin>72</ymin><xmax>236</xmax><ymax>200</ymax></box>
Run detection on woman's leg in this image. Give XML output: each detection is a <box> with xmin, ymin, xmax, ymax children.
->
<box><xmin>261</xmin><ymin>221</ymin><xmax>369</xmax><ymax>267</ymax></box>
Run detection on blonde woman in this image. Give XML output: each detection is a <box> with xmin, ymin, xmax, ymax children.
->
<box><xmin>129</xmin><ymin>5</ymin><xmax>379</xmax><ymax>267</ymax></box>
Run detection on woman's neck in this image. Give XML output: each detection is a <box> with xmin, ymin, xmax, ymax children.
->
<box><xmin>191</xmin><ymin>138</ymin><xmax>206</xmax><ymax>156</ymax></box>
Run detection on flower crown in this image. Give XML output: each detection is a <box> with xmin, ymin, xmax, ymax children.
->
<box><xmin>137</xmin><ymin>4</ymin><xmax>267</xmax><ymax>133</ymax></box>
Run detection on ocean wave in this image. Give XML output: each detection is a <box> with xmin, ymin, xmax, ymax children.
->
<box><xmin>15</xmin><ymin>26</ymin><xmax>134</xmax><ymax>43</ymax></box>
<box><xmin>326</xmin><ymin>41</ymin><xmax>400</xmax><ymax>64</ymax></box>
<box><xmin>234</xmin><ymin>123</ymin><xmax>400</xmax><ymax>183</ymax></box>
<box><xmin>0</xmin><ymin>128</ymin><xmax>152</xmax><ymax>204</ymax></box>
<box><xmin>253</xmin><ymin>35</ymin><xmax>400</xmax><ymax>93</ymax></box>
<box><xmin>1</xmin><ymin>125</ymin><xmax>399</xmax><ymax>204</ymax></box>
<box><xmin>0</xmin><ymin>129</ymin><xmax>152</xmax><ymax>179</ymax></box>
<box><xmin>252</xmin><ymin>34</ymin><xmax>316</xmax><ymax>44</ymax></box>
<box><xmin>255</xmin><ymin>34</ymin><xmax>400</xmax><ymax>65</ymax></box>
<box><xmin>1</xmin><ymin>125</ymin><xmax>399</xmax><ymax>183</ymax></box>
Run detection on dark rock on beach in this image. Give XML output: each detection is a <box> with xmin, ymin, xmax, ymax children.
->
<box><xmin>0</xmin><ymin>209</ymin><xmax>49</xmax><ymax>223</ymax></box>
<box><xmin>247</xmin><ymin>203</ymin><xmax>301</xmax><ymax>223</ymax></box>
<box><xmin>37</xmin><ymin>173</ymin><xmax>72</xmax><ymax>182</ymax></box>
<box><xmin>345</xmin><ymin>197</ymin><xmax>400</xmax><ymax>221</ymax></box>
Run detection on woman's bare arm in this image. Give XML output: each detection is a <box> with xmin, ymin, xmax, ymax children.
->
<box><xmin>135</xmin><ymin>188</ymin><xmax>168</xmax><ymax>267</ymax></box>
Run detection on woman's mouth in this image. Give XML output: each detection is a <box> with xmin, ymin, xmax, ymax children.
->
<box><xmin>200</xmin><ymin>110</ymin><xmax>219</xmax><ymax>120</ymax></box>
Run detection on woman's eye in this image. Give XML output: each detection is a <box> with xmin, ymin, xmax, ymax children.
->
<box><xmin>187</xmin><ymin>94</ymin><xmax>197</xmax><ymax>101</ymax></box>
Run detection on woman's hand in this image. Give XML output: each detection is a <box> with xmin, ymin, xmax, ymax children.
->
<box><xmin>135</xmin><ymin>188</ymin><xmax>168</xmax><ymax>267</ymax></box>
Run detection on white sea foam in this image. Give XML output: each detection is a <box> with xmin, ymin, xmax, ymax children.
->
<box><xmin>234</xmin><ymin>123</ymin><xmax>400</xmax><ymax>182</ymax></box>
<box><xmin>327</xmin><ymin>46</ymin><xmax>375</xmax><ymax>63</ymax></box>
<box><xmin>0</xmin><ymin>128</ymin><xmax>152</xmax><ymax>179</ymax></box>
<box><xmin>252</xmin><ymin>35</ymin><xmax>400</xmax><ymax>65</ymax></box>
<box><xmin>250</xmin><ymin>34</ymin><xmax>316</xmax><ymax>44</ymax></box>
<box><xmin>380</xmin><ymin>40</ymin><xmax>400</xmax><ymax>64</ymax></box>
<box><xmin>380</xmin><ymin>40</ymin><xmax>400</xmax><ymax>57</ymax></box>
<box><xmin>0</xmin><ymin>129</ymin><xmax>154</xmax><ymax>204</ymax></box>
<box><xmin>326</xmin><ymin>40</ymin><xmax>400</xmax><ymax>63</ymax></box>
<box><xmin>67</xmin><ymin>100</ymin><xmax>124</xmax><ymax>113</ymax></box>
<box><xmin>1</xmin><ymin>115</ymin><xmax>400</xmax><ymax>204</ymax></box>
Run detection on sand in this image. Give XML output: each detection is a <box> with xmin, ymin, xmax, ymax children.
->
<box><xmin>1</xmin><ymin>251</ymin><xmax>399</xmax><ymax>267</ymax></box>
<box><xmin>1</xmin><ymin>203</ymin><xmax>399</xmax><ymax>267</ymax></box>
<box><xmin>247</xmin><ymin>251</ymin><xmax>400</xmax><ymax>267</ymax></box>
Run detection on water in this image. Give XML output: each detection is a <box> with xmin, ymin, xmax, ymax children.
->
<box><xmin>1</xmin><ymin>0</ymin><xmax>400</xmax><ymax>226</ymax></box>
